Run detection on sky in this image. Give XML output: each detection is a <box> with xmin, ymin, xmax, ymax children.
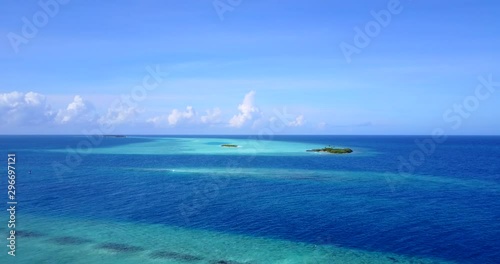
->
<box><xmin>0</xmin><ymin>0</ymin><xmax>499</xmax><ymax>135</ymax></box>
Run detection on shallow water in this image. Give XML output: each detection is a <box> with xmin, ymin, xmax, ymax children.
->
<box><xmin>5</xmin><ymin>214</ymin><xmax>453</xmax><ymax>264</ymax></box>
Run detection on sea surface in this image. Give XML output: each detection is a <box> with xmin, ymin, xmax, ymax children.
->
<box><xmin>0</xmin><ymin>135</ymin><xmax>499</xmax><ymax>264</ymax></box>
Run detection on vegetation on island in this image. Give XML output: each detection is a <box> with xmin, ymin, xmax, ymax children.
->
<box><xmin>221</xmin><ymin>144</ymin><xmax>239</xmax><ymax>148</ymax></box>
<box><xmin>306</xmin><ymin>146</ymin><xmax>353</xmax><ymax>154</ymax></box>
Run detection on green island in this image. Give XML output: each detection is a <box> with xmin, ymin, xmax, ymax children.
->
<box><xmin>221</xmin><ymin>144</ymin><xmax>239</xmax><ymax>148</ymax></box>
<box><xmin>306</xmin><ymin>146</ymin><xmax>353</xmax><ymax>154</ymax></box>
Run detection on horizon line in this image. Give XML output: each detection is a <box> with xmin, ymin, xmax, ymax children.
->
<box><xmin>1</xmin><ymin>134</ymin><xmax>500</xmax><ymax>137</ymax></box>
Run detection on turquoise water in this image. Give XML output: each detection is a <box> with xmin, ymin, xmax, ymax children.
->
<box><xmin>48</xmin><ymin>136</ymin><xmax>370</xmax><ymax>156</ymax></box>
<box><xmin>0</xmin><ymin>135</ymin><xmax>499</xmax><ymax>263</ymax></box>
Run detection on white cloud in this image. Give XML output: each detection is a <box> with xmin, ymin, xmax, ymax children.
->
<box><xmin>24</xmin><ymin>91</ymin><xmax>45</xmax><ymax>105</ymax></box>
<box><xmin>0</xmin><ymin>91</ymin><xmax>23</xmax><ymax>108</ymax></box>
<box><xmin>1</xmin><ymin>90</ymin><xmax>306</xmax><ymax>134</ymax></box>
<box><xmin>99</xmin><ymin>102</ymin><xmax>142</xmax><ymax>125</ymax></box>
<box><xmin>148</xmin><ymin>106</ymin><xmax>222</xmax><ymax>127</ymax></box>
<box><xmin>288</xmin><ymin>114</ymin><xmax>304</xmax><ymax>127</ymax></box>
<box><xmin>55</xmin><ymin>95</ymin><xmax>96</xmax><ymax>124</ymax></box>
<box><xmin>0</xmin><ymin>91</ymin><xmax>54</xmax><ymax>125</ymax></box>
<box><xmin>168</xmin><ymin>106</ymin><xmax>195</xmax><ymax>125</ymax></box>
<box><xmin>146</xmin><ymin>115</ymin><xmax>166</xmax><ymax>126</ymax></box>
<box><xmin>229</xmin><ymin>91</ymin><xmax>258</xmax><ymax>128</ymax></box>
<box><xmin>200</xmin><ymin>107</ymin><xmax>221</xmax><ymax>124</ymax></box>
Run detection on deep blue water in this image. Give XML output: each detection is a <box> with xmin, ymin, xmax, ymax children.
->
<box><xmin>1</xmin><ymin>135</ymin><xmax>499</xmax><ymax>263</ymax></box>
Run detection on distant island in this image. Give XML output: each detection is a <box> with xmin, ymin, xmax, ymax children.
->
<box><xmin>221</xmin><ymin>144</ymin><xmax>238</xmax><ymax>148</ymax></box>
<box><xmin>307</xmin><ymin>146</ymin><xmax>353</xmax><ymax>154</ymax></box>
<box><xmin>104</xmin><ymin>135</ymin><xmax>127</xmax><ymax>138</ymax></box>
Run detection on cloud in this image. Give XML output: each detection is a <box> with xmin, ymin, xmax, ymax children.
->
<box><xmin>288</xmin><ymin>114</ymin><xmax>304</xmax><ymax>127</ymax></box>
<box><xmin>0</xmin><ymin>91</ymin><xmax>54</xmax><ymax>125</ymax></box>
<box><xmin>200</xmin><ymin>107</ymin><xmax>221</xmax><ymax>124</ymax></box>
<box><xmin>168</xmin><ymin>106</ymin><xmax>195</xmax><ymax>125</ymax></box>
<box><xmin>146</xmin><ymin>115</ymin><xmax>166</xmax><ymax>126</ymax></box>
<box><xmin>268</xmin><ymin>112</ymin><xmax>304</xmax><ymax>129</ymax></box>
<box><xmin>0</xmin><ymin>90</ymin><xmax>307</xmax><ymax>134</ymax></box>
<box><xmin>229</xmin><ymin>91</ymin><xmax>258</xmax><ymax>128</ymax></box>
<box><xmin>99</xmin><ymin>102</ymin><xmax>142</xmax><ymax>125</ymax></box>
<box><xmin>148</xmin><ymin>106</ymin><xmax>222</xmax><ymax>127</ymax></box>
<box><xmin>55</xmin><ymin>95</ymin><xmax>96</xmax><ymax>124</ymax></box>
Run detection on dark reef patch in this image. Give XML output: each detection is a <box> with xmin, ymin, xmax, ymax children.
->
<box><xmin>150</xmin><ymin>250</ymin><xmax>203</xmax><ymax>262</ymax></box>
<box><xmin>15</xmin><ymin>230</ymin><xmax>45</xmax><ymax>238</ymax></box>
<box><xmin>210</xmin><ymin>260</ymin><xmax>246</xmax><ymax>264</ymax></box>
<box><xmin>48</xmin><ymin>236</ymin><xmax>93</xmax><ymax>245</ymax></box>
<box><xmin>387</xmin><ymin>256</ymin><xmax>400</xmax><ymax>263</ymax></box>
<box><xmin>97</xmin><ymin>243</ymin><xmax>145</xmax><ymax>253</ymax></box>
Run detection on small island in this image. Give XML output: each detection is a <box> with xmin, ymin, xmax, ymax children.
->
<box><xmin>306</xmin><ymin>146</ymin><xmax>353</xmax><ymax>154</ymax></box>
<box><xmin>221</xmin><ymin>144</ymin><xmax>239</xmax><ymax>148</ymax></box>
<box><xmin>104</xmin><ymin>135</ymin><xmax>127</xmax><ymax>138</ymax></box>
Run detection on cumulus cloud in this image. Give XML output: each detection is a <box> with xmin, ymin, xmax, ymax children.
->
<box><xmin>55</xmin><ymin>95</ymin><xmax>96</xmax><ymax>124</ymax></box>
<box><xmin>168</xmin><ymin>106</ymin><xmax>195</xmax><ymax>125</ymax></box>
<box><xmin>0</xmin><ymin>91</ymin><xmax>23</xmax><ymax>108</ymax></box>
<box><xmin>1</xmin><ymin>91</ymin><xmax>154</xmax><ymax>131</ymax></box>
<box><xmin>229</xmin><ymin>91</ymin><xmax>258</xmax><ymax>128</ymax></box>
<box><xmin>200</xmin><ymin>107</ymin><xmax>221</xmax><ymax>124</ymax></box>
<box><xmin>0</xmin><ymin>91</ymin><xmax>54</xmax><ymax>125</ymax></box>
<box><xmin>288</xmin><ymin>114</ymin><xmax>304</xmax><ymax>127</ymax></box>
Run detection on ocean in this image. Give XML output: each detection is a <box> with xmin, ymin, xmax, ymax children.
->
<box><xmin>0</xmin><ymin>135</ymin><xmax>499</xmax><ymax>264</ymax></box>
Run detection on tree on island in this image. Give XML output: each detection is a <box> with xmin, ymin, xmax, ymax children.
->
<box><xmin>221</xmin><ymin>144</ymin><xmax>238</xmax><ymax>148</ymax></box>
<box><xmin>306</xmin><ymin>146</ymin><xmax>353</xmax><ymax>154</ymax></box>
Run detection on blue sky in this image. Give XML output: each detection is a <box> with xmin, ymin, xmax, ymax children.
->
<box><xmin>0</xmin><ymin>0</ymin><xmax>499</xmax><ymax>134</ymax></box>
